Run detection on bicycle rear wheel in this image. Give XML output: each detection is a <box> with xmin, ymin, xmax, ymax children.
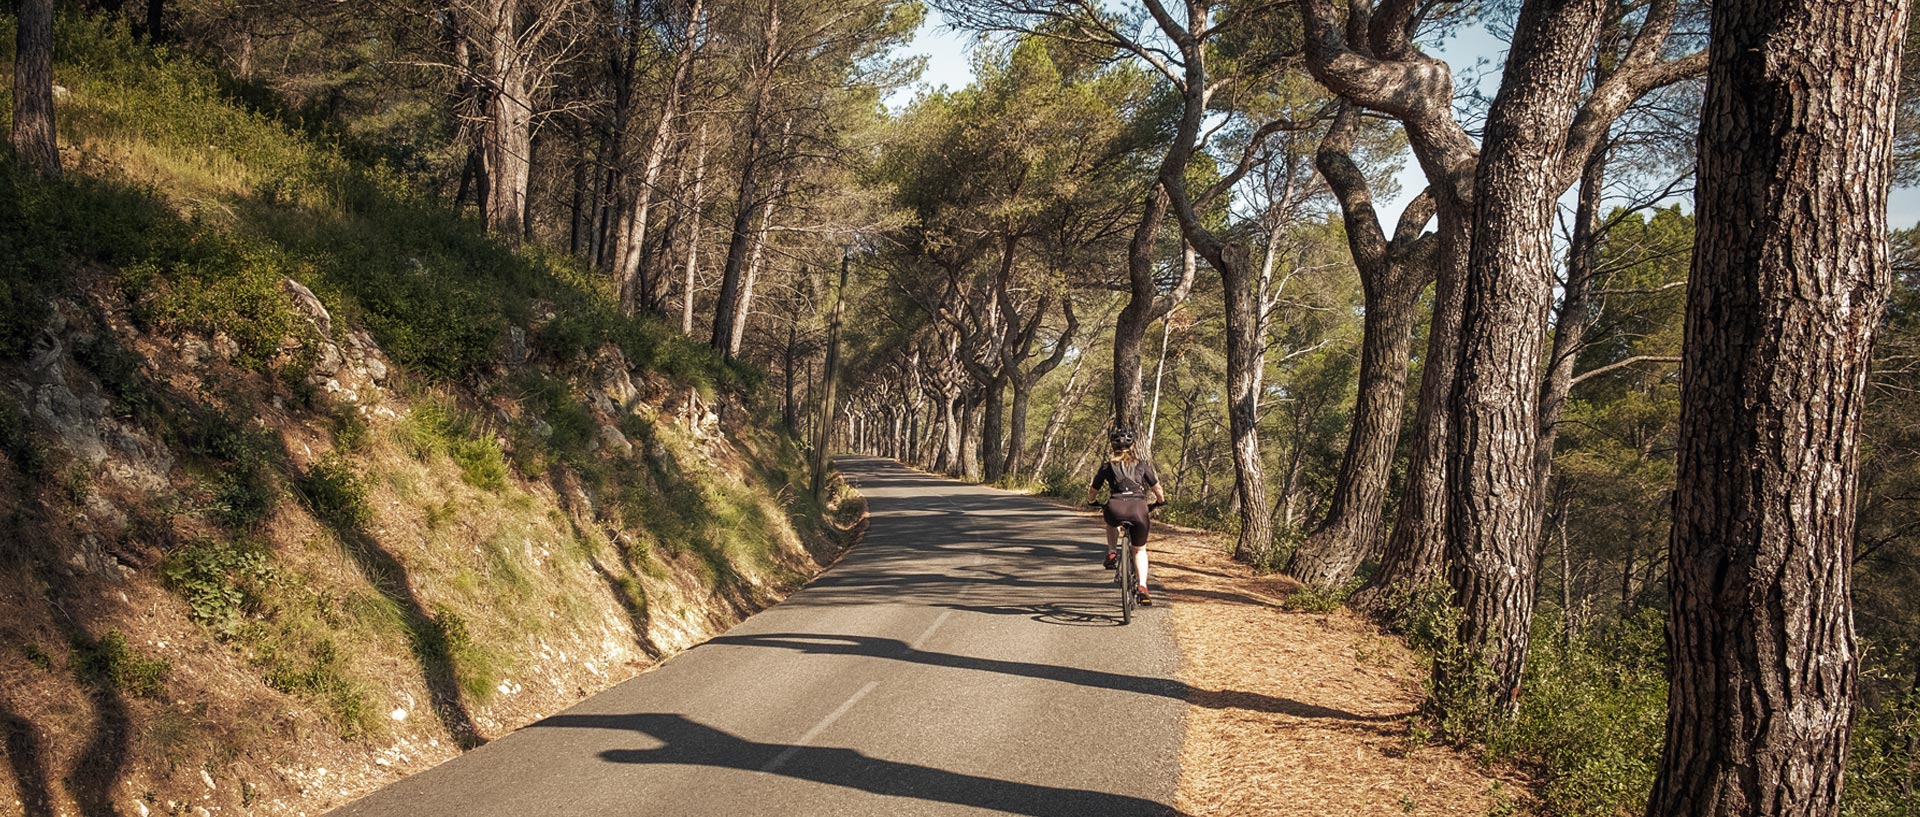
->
<box><xmin>1117</xmin><ymin>529</ymin><xmax>1135</xmax><ymax>625</ymax></box>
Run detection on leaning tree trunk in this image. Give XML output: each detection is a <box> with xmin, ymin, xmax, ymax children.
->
<box><xmin>1645</xmin><ymin>0</ymin><xmax>1907</xmax><ymax>814</ymax></box>
<box><xmin>1285</xmin><ymin>108</ymin><xmax>1436</xmax><ymax>589</ymax></box>
<box><xmin>1285</xmin><ymin>268</ymin><xmax>1425</xmax><ymax>585</ymax></box>
<box><xmin>10</xmin><ymin>0</ymin><xmax>60</xmax><ymax>179</ymax></box>
<box><xmin>1356</xmin><ymin>207</ymin><xmax>1469</xmax><ymax>608</ymax></box>
<box><xmin>1219</xmin><ymin>244</ymin><xmax>1274</xmax><ymax>564</ymax></box>
<box><xmin>709</xmin><ymin>0</ymin><xmax>779</xmax><ymax>358</ymax></box>
<box><xmin>1113</xmin><ymin>186</ymin><xmax>1177</xmax><ymax>442</ymax></box>
<box><xmin>1441</xmin><ymin>0</ymin><xmax>1607</xmax><ymax>714</ymax></box>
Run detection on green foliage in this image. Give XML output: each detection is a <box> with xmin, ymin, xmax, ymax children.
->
<box><xmin>1284</xmin><ymin>578</ymin><xmax>1362</xmax><ymax>613</ymax></box>
<box><xmin>1489</xmin><ymin>613</ymin><xmax>1669</xmax><ymax>817</ymax></box>
<box><xmin>182</xmin><ymin>412</ymin><xmax>283</xmax><ymax>530</ymax></box>
<box><xmin>403</xmin><ymin>400</ymin><xmax>509</xmax><ymax>490</ymax></box>
<box><xmin>160</xmin><ymin>538</ymin><xmax>277</xmax><ymax>638</ymax></box>
<box><xmin>259</xmin><ymin>637</ymin><xmax>373</xmax><ymax>737</ymax></box>
<box><xmin>298</xmin><ymin>452</ymin><xmax>370</xmax><ymax>529</ymax></box>
<box><xmin>72</xmin><ymin>630</ymin><xmax>170</xmax><ymax>697</ymax></box>
<box><xmin>1848</xmin><ymin>684</ymin><xmax>1920</xmax><ymax>817</ymax></box>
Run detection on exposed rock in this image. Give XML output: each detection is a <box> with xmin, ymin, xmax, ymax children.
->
<box><xmin>282</xmin><ymin>277</ymin><xmax>332</xmax><ymax>336</ymax></box>
<box><xmin>594</xmin><ymin>346</ymin><xmax>639</xmax><ymax>415</ymax></box>
<box><xmin>506</xmin><ymin>326</ymin><xmax>529</xmax><ymax>366</ymax></box>
<box><xmin>530</xmin><ymin>417</ymin><xmax>554</xmax><ymax>439</ymax></box>
<box><xmin>179</xmin><ymin>336</ymin><xmax>211</xmax><ymax>368</ymax></box>
<box><xmin>212</xmin><ymin>332</ymin><xmax>240</xmax><ymax>360</ymax></box>
<box><xmin>598</xmin><ymin>424</ymin><xmax>634</xmax><ymax>457</ymax></box>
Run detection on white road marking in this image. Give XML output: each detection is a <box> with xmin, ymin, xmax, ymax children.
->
<box><xmin>910</xmin><ymin>609</ymin><xmax>954</xmax><ymax>650</ymax></box>
<box><xmin>760</xmin><ymin>681</ymin><xmax>880</xmax><ymax>773</ymax></box>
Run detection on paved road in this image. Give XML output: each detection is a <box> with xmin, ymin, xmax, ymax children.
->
<box><xmin>329</xmin><ymin>456</ymin><xmax>1184</xmax><ymax>817</ymax></box>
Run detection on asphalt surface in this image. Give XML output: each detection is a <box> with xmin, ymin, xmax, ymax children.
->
<box><xmin>328</xmin><ymin>456</ymin><xmax>1185</xmax><ymax>817</ymax></box>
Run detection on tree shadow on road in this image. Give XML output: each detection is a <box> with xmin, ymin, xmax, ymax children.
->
<box><xmin>537</xmin><ymin>711</ymin><xmax>1191</xmax><ymax>817</ymax></box>
<box><xmin>703</xmin><ymin>632</ymin><xmax>1405</xmax><ymax>723</ymax></box>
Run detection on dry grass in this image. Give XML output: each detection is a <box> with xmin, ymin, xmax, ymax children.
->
<box><xmin>1152</xmin><ymin>528</ymin><xmax>1525</xmax><ymax>817</ymax></box>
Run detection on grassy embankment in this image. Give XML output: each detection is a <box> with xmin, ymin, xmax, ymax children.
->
<box><xmin>0</xmin><ymin>18</ymin><xmax>861</xmax><ymax>816</ymax></box>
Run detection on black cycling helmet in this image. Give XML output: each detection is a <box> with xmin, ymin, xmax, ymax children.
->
<box><xmin>1108</xmin><ymin>426</ymin><xmax>1136</xmax><ymax>449</ymax></box>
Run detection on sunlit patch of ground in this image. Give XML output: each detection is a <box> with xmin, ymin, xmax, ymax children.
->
<box><xmin>1151</xmin><ymin>528</ymin><xmax>1527</xmax><ymax>816</ymax></box>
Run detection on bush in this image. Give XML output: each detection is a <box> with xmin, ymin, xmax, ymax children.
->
<box><xmin>1847</xmin><ymin>686</ymin><xmax>1920</xmax><ymax>817</ymax></box>
<box><xmin>72</xmin><ymin>630</ymin><xmax>169</xmax><ymax>697</ymax></box>
<box><xmin>299</xmin><ymin>453</ymin><xmax>370</xmax><ymax>530</ymax></box>
<box><xmin>160</xmin><ymin>538</ymin><xmax>277</xmax><ymax>638</ymax></box>
<box><xmin>403</xmin><ymin>399</ymin><xmax>508</xmax><ymax>490</ymax></box>
<box><xmin>1486</xmin><ymin>612</ymin><xmax>1669</xmax><ymax>817</ymax></box>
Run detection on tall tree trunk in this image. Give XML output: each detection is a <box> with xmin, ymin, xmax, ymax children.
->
<box><xmin>1533</xmin><ymin>148</ymin><xmax>1607</xmax><ymax>502</ymax></box>
<box><xmin>958</xmin><ymin>391</ymin><xmax>983</xmax><ymax>481</ymax></box>
<box><xmin>680</xmin><ymin>123</ymin><xmax>709</xmax><ymax>336</ymax></box>
<box><xmin>1646</xmin><ymin>0</ymin><xmax>1906</xmax><ymax>813</ymax></box>
<box><xmin>10</xmin><ymin>0</ymin><xmax>60</xmax><ymax>179</ymax></box>
<box><xmin>1112</xmin><ymin>184</ymin><xmax>1197</xmax><ymax>450</ymax></box>
<box><xmin>479</xmin><ymin>0</ymin><xmax>533</xmax><ymax>239</ymax></box>
<box><xmin>615</xmin><ymin>0</ymin><xmax>702</xmax><ymax>314</ymax></box>
<box><xmin>1220</xmin><ymin>247</ymin><xmax>1274</xmax><ymax>563</ymax></box>
<box><xmin>710</xmin><ymin>0</ymin><xmax>780</xmax><ymax>358</ymax></box>
<box><xmin>1008</xmin><ymin>299</ymin><xmax>1076</xmax><ymax>480</ymax></box>
<box><xmin>979</xmin><ymin>377</ymin><xmax>1007</xmax><ymax>481</ymax></box>
<box><xmin>1286</xmin><ymin>107</ymin><xmax>1437</xmax><ymax>589</ymax></box>
<box><xmin>1357</xmin><ymin>209</ymin><xmax>1469</xmax><ymax>607</ymax></box>
<box><xmin>783</xmin><ymin>322</ymin><xmax>798</xmax><ymax>435</ymax></box>
<box><xmin>726</xmin><ymin>119</ymin><xmax>792</xmax><ymax>358</ymax></box>
<box><xmin>809</xmin><ymin>251</ymin><xmax>848</xmax><ymax>500</ymax></box>
<box><xmin>1441</xmin><ymin>0</ymin><xmax>1607</xmax><ymax>713</ymax></box>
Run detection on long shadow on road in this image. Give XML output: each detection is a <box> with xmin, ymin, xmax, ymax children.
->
<box><xmin>536</xmin><ymin>712</ymin><xmax>1189</xmax><ymax>817</ymax></box>
<box><xmin>707</xmin><ymin>632</ymin><xmax>1401</xmax><ymax>723</ymax></box>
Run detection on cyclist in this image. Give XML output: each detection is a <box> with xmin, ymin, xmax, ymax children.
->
<box><xmin>1086</xmin><ymin>426</ymin><xmax>1165</xmax><ymax>605</ymax></box>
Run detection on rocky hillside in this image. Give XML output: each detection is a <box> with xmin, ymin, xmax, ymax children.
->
<box><xmin>0</xmin><ymin>19</ymin><xmax>861</xmax><ymax>817</ymax></box>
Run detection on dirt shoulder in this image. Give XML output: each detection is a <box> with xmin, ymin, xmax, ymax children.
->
<box><xmin>1146</xmin><ymin>525</ymin><xmax>1525</xmax><ymax>816</ymax></box>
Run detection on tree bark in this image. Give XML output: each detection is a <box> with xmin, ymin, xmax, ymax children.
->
<box><xmin>680</xmin><ymin>123</ymin><xmax>709</xmax><ymax>336</ymax></box>
<box><xmin>10</xmin><ymin>0</ymin><xmax>60</xmax><ymax>179</ymax></box>
<box><xmin>478</xmin><ymin>0</ymin><xmax>533</xmax><ymax>239</ymax></box>
<box><xmin>1441</xmin><ymin>0</ymin><xmax>1607</xmax><ymax>712</ymax></box>
<box><xmin>710</xmin><ymin>0</ymin><xmax>780</xmax><ymax>358</ymax></box>
<box><xmin>1646</xmin><ymin>0</ymin><xmax>1907</xmax><ymax>813</ymax></box>
<box><xmin>1285</xmin><ymin>106</ymin><xmax>1436</xmax><ymax>589</ymax></box>
<box><xmin>726</xmin><ymin>119</ymin><xmax>793</xmax><ymax>359</ymax></box>
<box><xmin>1533</xmin><ymin>147</ymin><xmax>1607</xmax><ymax>502</ymax></box>
<box><xmin>616</xmin><ymin>0</ymin><xmax>703</xmax><ymax>315</ymax></box>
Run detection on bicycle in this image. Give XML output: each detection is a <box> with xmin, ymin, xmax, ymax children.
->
<box><xmin>1091</xmin><ymin>500</ymin><xmax>1163</xmax><ymax>625</ymax></box>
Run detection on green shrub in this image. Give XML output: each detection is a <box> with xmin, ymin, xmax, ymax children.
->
<box><xmin>1284</xmin><ymin>578</ymin><xmax>1363</xmax><ymax>613</ymax></box>
<box><xmin>1486</xmin><ymin>612</ymin><xmax>1668</xmax><ymax>817</ymax></box>
<box><xmin>72</xmin><ymin>630</ymin><xmax>169</xmax><ymax>697</ymax></box>
<box><xmin>403</xmin><ymin>400</ymin><xmax>509</xmax><ymax>490</ymax></box>
<box><xmin>1847</xmin><ymin>687</ymin><xmax>1920</xmax><ymax>817</ymax></box>
<box><xmin>299</xmin><ymin>453</ymin><xmax>370</xmax><ymax>530</ymax></box>
<box><xmin>259</xmin><ymin>637</ymin><xmax>373</xmax><ymax>737</ymax></box>
<box><xmin>160</xmin><ymin>538</ymin><xmax>276</xmax><ymax>638</ymax></box>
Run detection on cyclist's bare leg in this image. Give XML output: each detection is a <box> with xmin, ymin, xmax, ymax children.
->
<box><xmin>1105</xmin><ymin>524</ymin><xmax>1120</xmax><ymax>552</ymax></box>
<box><xmin>1133</xmin><ymin>545</ymin><xmax>1150</xmax><ymax>586</ymax></box>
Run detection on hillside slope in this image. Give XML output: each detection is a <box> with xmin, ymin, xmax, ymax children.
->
<box><xmin>0</xmin><ymin>19</ymin><xmax>860</xmax><ymax>817</ymax></box>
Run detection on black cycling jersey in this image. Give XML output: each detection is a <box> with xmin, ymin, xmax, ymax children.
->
<box><xmin>1091</xmin><ymin>458</ymin><xmax>1159</xmax><ymax>497</ymax></box>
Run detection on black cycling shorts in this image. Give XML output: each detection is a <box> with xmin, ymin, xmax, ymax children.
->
<box><xmin>1102</xmin><ymin>495</ymin><xmax>1152</xmax><ymax>547</ymax></box>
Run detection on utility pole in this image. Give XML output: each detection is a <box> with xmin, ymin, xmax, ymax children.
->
<box><xmin>811</xmin><ymin>247</ymin><xmax>850</xmax><ymax>501</ymax></box>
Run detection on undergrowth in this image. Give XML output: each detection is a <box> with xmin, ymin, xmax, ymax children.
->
<box><xmin>72</xmin><ymin>630</ymin><xmax>170</xmax><ymax>697</ymax></box>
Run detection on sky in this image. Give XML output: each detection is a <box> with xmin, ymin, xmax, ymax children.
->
<box><xmin>893</xmin><ymin>12</ymin><xmax>1920</xmax><ymax>231</ymax></box>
